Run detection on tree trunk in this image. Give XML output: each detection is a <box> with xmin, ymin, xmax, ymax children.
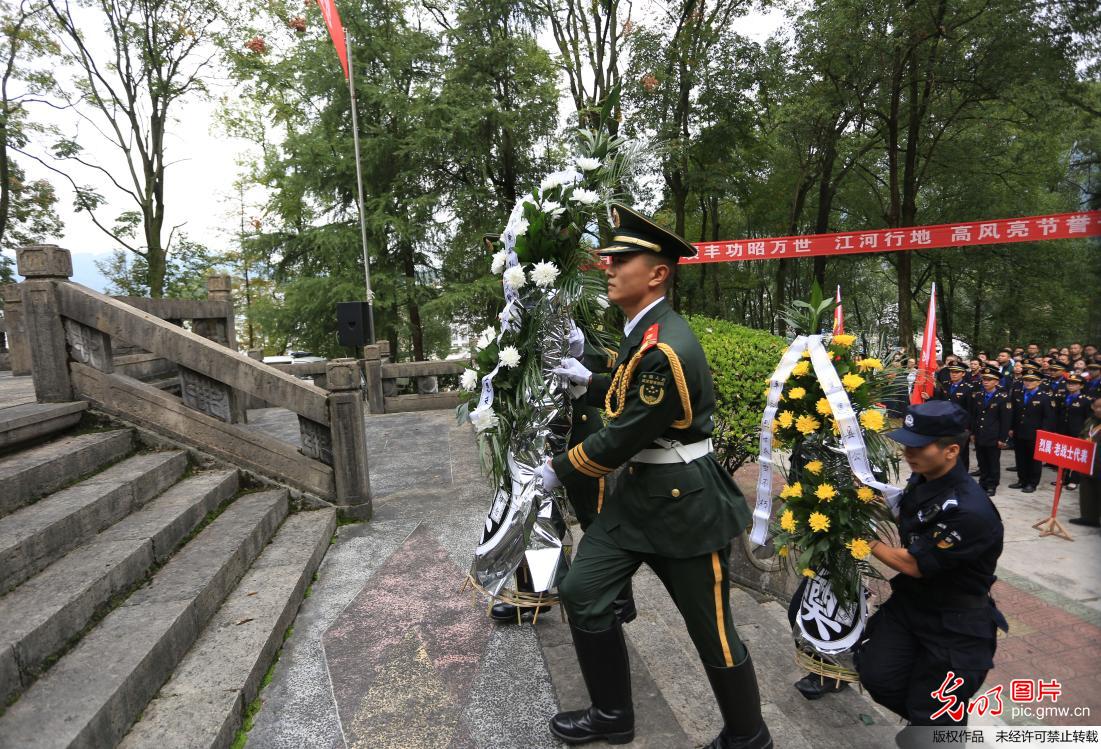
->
<box><xmin>400</xmin><ymin>242</ymin><xmax>424</xmax><ymax>360</ymax></box>
<box><xmin>935</xmin><ymin>262</ymin><xmax>953</xmax><ymax>357</ymax></box>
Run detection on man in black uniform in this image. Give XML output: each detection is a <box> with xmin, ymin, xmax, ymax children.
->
<box><xmin>1044</xmin><ymin>361</ymin><xmax>1068</xmax><ymax>397</ymax></box>
<box><xmin>970</xmin><ymin>365</ymin><xmax>1011</xmax><ymax>496</ymax></box>
<box><xmin>1008</xmin><ymin>371</ymin><xmax>1054</xmax><ymax>493</ymax></box>
<box><xmin>932</xmin><ymin>363</ymin><xmax>973</xmax><ymax>471</ymax></box>
<box><xmin>1086</xmin><ymin>362</ymin><xmax>1101</xmax><ymax>398</ymax></box>
<box><xmin>1054</xmin><ymin>374</ymin><xmax>1092</xmax><ymax>490</ymax></box>
<box><xmin>856</xmin><ymin>401</ymin><xmax>1007</xmax><ymax>748</ymax></box>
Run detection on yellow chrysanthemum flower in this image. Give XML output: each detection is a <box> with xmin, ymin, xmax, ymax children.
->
<box><xmin>808</xmin><ymin>511</ymin><xmax>830</xmax><ymax>532</ymax></box>
<box><xmin>771</xmin><ymin>420</ymin><xmax>779</xmax><ymax>433</ymax></box>
<box><xmin>815</xmin><ymin>484</ymin><xmax>837</xmax><ymax>501</ymax></box>
<box><xmin>848</xmin><ymin>538</ymin><xmax>873</xmax><ymax>560</ymax></box>
<box><xmin>780</xmin><ymin>482</ymin><xmax>803</xmax><ymax>500</ymax></box>
<box><xmin>795</xmin><ymin>414</ymin><xmax>821</xmax><ymax>435</ymax></box>
<box><xmin>802</xmin><ymin>568</ymin><xmax>816</xmax><ymax>578</ymax></box>
<box><xmin>792</xmin><ymin>361</ymin><xmax>811</xmax><ymax>377</ymax></box>
<box><xmin>832</xmin><ymin>334</ymin><xmax>856</xmax><ymax>347</ymax></box>
<box><xmin>777</xmin><ymin>410</ymin><xmax>795</xmax><ymax>429</ymax></box>
<box><xmin>842</xmin><ymin>373</ymin><xmax>866</xmax><ymax>392</ymax></box>
<box><xmin>816</xmin><ymin>397</ymin><xmax>832</xmax><ymax>416</ymax></box>
<box><xmin>831</xmin><ymin>418</ymin><xmax>840</xmax><ymax>435</ymax></box>
<box><xmin>856</xmin><ymin>486</ymin><xmax>877</xmax><ymax>503</ymax></box>
<box><xmin>857</xmin><ymin>357</ymin><xmax>884</xmax><ymax>372</ymax></box>
<box><xmin>805</xmin><ymin>460</ymin><xmax>823</xmax><ymax>475</ymax></box>
<box><xmin>859</xmin><ymin>409</ymin><xmax>886</xmax><ymax>432</ymax></box>
<box><xmin>778</xmin><ymin>545</ymin><xmax>789</xmax><ymax>558</ymax></box>
<box><xmin>801</xmin><ymin>350</ymin><xmax>811</xmax><ymax>358</ymax></box>
<box><xmin>780</xmin><ymin>509</ymin><xmax>797</xmax><ymax>532</ymax></box>
<box><xmin>788</xmin><ymin>386</ymin><xmax>807</xmax><ymax>399</ymax></box>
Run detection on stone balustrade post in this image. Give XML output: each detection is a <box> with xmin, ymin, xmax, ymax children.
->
<box><xmin>1</xmin><ymin>282</ymin><xmax>31</xmax><ymax>375</ymax></box>
<box><xmin>362</xmin><ymin>344</ymin><xmax>385</xmax><ymax>414</ymax></box>
<box><xmin>195</xmin><ymin>274</ymin><xmax>235</xmax><ymax>349</ymax></box>
<box><xmin>326</xmin><ymin>358</ymin><xmax>372</xmax><ymax>519</ymax></box>
<box><xmin>16</xmin><ymin>245</ymin><xmax>74</xmax><ymax>402</ymax></box>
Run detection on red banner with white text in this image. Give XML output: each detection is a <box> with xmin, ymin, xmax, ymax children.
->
<box><xmin>683</xmin><ymin>210</ymin><xmax>1101</xmax><ymax>264</ymax></box>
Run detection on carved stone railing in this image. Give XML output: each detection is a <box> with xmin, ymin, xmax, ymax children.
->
<box><xmin>1</xmin><ymin>282</ymin><xmax>30</xmax><ymax>375</ymax></box>
<box><xmin>12</xmin><ymin>244</ymin><xmax>372</xmax><ymax>519</ymax></box>
<box><xmin>368</xmin><ymin>352</ymin><xmax>465</xmax><ymax>414</ymax></box>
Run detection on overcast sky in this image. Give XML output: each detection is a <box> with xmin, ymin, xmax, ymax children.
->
<box><xmin>5</xmin><ymin>3</ymin><xmax>787</xmax><ymax>291</ymax></box>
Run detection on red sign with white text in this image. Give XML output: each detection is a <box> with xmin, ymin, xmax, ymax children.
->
<box><xmin>683</xmin><ymin>210</ymin><xmax>1100</xmax><ymax>264</ymax></box>
<box><xmin>1034</xmin><ymin>430</ymin><xmax>1096</xmax><ymax>475</ymax></box>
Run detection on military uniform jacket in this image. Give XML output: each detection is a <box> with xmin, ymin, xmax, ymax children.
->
<box><xmin>1010</xmin><ymin>387</ymin><xmax>1055</xmax><ymax>441</ymax></box>
<box><xmin>969</xmin><ymin>388</ymin><xmax>1011</xmax><ymax>446</ymax></box>
<box><xmin>889</xmin><ymin>461</ymin><xmax>1006</xmax><ymax>670</ymax></box>
<box><xmin>1054</xmin><ymin>392</ymin><xmax>1092</xmax><ymax>437</ymax></box>
<box><xmin>933</xmin><ymin>380</ymin><xmax>974</xmax><ymax>427</ymax></box>
<box><xmin>1043</xmin><ymin>376</ymin><xmax>1068</xmax><ymax>397</ymax></box>
<box><xmin>566</xmin><ymin>341</ymin><xmax>618</xmax><ymax>529</ymax></box>
<box><xmin>551</xmin><ymin>299</ymin><xmax>750</xmax><ymax>558</ymax></box>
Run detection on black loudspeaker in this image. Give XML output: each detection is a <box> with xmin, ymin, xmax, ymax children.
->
<box><xmin>337</xmin><ymin>301</ymin><xmax>374</xmax><ymax>348</ymax></box>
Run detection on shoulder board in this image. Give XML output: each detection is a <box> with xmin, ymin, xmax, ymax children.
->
<box><xmin>638</xmin><ymin>323</ymin><xmax>661</xmax><ymax>354</ymax></box>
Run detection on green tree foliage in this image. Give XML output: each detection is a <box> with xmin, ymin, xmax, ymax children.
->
<box><xmin>686</xmin><ymin>315</ymin><xmax>785</xmax><ymax>471</ymax></box>
<box><xmin>95</xmin><ymin>235</ymin><xmax>225</xmax><ymax>299</ymax></box>
<box><xmin>0</xmin><ymin>0</ymin><xmax>63</xmax><ymax>281</ymax></box>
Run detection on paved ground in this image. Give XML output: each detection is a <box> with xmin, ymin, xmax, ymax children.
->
<box><xmin>236</xmin><ymin>407</ymin><xmax>1099</xmax><ymax>746</ymax></box>
<box><xmin>0</xmin><ymin>371</ymin><xmax>36</xmax><ymax>408</ymax></box>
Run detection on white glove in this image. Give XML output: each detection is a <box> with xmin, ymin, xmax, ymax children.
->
<box><xmin>552</xmin><ymin>357</ymin><xmax>592</xmax><ymax>386</ymax></box>
<box><xmin>537</xmin><ymin>460</ymin><xmax>561</xmax><ymax>490</ymax></box>
<box><xmin>567</xmin><ymin>323</ymin><xmax>585</xmax><ymax>358</ymax></box>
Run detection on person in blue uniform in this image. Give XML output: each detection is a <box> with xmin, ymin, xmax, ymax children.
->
<box><xmin>1054</xmin><ymin>374</ymin><xmax>1092</xmax><ymax>491</ymax></box>
<box><xmin>1044</xmin><ymin>361</ymin><xmax>1068</xmax><ymax>397</ymax></box>
<box><xmin>970</xmin><ymin>366</ymin><xmax>1011</xmax><ymax>497</ymax></box>
<box><xmin>856</xmin><ymin>401</ymin><xmax>1008</xmax><ymax>747</ymax></box>
<box><xmin>932</xmin><ymin>363</ymin><xmax>974</xmax><ymax>471</ymax></box>
<box><xmin>1085</xmin><ymin>362</ymin><xmax>1101</xmax><ymax>397</ymax></box>
<box><xmin>1007</xmin><ymin>371</ymin><xmax>1055</xmax><ymax>493</ymax></box>
<box><xmin>542</xmin><ymin>204</ymin><xmax>770</xmax><ymax>749</ymax></box>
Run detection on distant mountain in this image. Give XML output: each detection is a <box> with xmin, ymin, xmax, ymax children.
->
<box><xmin>4</xmin><ymin>249</ymin><xmax>112</xmax><ymax>292</ymax></box>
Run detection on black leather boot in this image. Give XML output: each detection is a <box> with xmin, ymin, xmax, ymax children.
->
<box><xmin>704</xmin><ymin>653</ymin><xmax>773</xmax><ymax>749</ymax></box>
<box><xmin>548</xmin><ymin>622</ymin><xmax>634</xmax><ymax>745</ymax></box>
<box><xmin>491</xmin><ymin>565</ymin><xmax>554</xmax><ymax>623</ymax></box>
<box><xmin>793</xmin><ymin>671</ymin><xmax>847</xmax><ymax>700</ymax></box>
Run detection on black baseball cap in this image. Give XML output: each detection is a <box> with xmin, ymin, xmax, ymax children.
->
<box><xmin>887</xmin><ymin>401</ymin><xmax>969</xmax><ymax>447</ymax></box>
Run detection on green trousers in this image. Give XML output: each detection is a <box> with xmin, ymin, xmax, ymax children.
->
<box><xmin>559</xmin><ymin>521</ymin><xmax>747</xmax><ymax>668</ymax></box>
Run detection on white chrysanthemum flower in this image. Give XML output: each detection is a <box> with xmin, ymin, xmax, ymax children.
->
<box><xmin>470</xmin><ymin>405</ymin><xmax>499</xmax><ymax>432</ymax></box>
<box><xmin>529</xmin><ymin>260</ymin><xmax>560</xmax><ymax>288</ymax></box>
<box><xmin>490</xmin><ymin>250</ymin><xmax>508</xmax><ymax>274</ymax></box>
<box><xmin>570</xmin><ymin>187</ymin><xmax>600</xmax><ymax>205</ymax></box>
<box><xmin>503</xmin><ymin>264</ymin><xmax>528</xmax><ymax>290</ymax></box>
<box><xmin>576</xmin><ymin>156</ymin><xmax>601</xmax><ymax>172</ymax></box>
<box><xmin>498</xmin><ymin>345</ymin><xmax>521</xmax><ymax>368</ymax></box>
<box><xmin>595</xmin><ymin>294</ymin><xmax>610</xmax><ymax>309</ymax></box>
<box><xmin>540</xmin><ymin>169</ymin><xmax>580</xmax><ymax>193</ymax></box>
<box><xmin>542</xmin><ymin>200</ymin><xmax>565</xmax><ymax>218</ymax></box>
<box><xmin>460</xmin><ymin>368</ymin><xmax>479</xmax><ymax>391</ymax></box>
<box><xmin>475</xmin><ymin>325</ymin><xmax>496</xmax><ymax>350</ymax></box>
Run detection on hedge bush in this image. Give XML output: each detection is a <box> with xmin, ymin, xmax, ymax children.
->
<box><xmin>686</xmin><ymin>315</ymin><xmax>786</xmax><ymax>473</ymax></box>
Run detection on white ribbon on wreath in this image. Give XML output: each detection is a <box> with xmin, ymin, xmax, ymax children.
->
<box><xmin>750</xmin><ymin>334</ymin><xmax>902</xmax><ymax>547</ymax></box>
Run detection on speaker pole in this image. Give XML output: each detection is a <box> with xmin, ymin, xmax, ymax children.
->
<box><xmin>346</xmin><ymin>30</ymin><xmax>376</xmax><ymax>343</ymax></box>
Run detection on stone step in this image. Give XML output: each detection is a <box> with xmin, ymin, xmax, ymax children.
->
<box><xmin>120</xmin><ymin>508</ymin><xmax>336</xmax><ymax>749</ymax></box>
<box><xmin>0</xmin><ymin>401</ymin><xmax>87</xmax><ymax>451</ymax></box>
<box><xmin>0</xmin><ymin>450</ymin><xmax>188</xmax><ymax>594</ymax></box>
<box><xmin>728</xmin><ymin>587</ymin><xmax>900</xmax><ymax>747</ymax></box>
<box><xmin>0</xmin><ymin>469</ymin><xmax>239</xmax><ymax>706</ymax></box>
<box><xmin>0</xmin><ymin>489</ymin><xmax>289</xmax><ymax>749</ymax></box>
<box><xmin>0</xmin><ymin>429</ymin><xmax>133</xmax><ymax>517</ymax></box>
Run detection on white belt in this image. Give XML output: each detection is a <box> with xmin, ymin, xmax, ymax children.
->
<box><xmin>632</xmin><ymin>438</ymin><xmax>713</xmax><ymax>464</ymax></box>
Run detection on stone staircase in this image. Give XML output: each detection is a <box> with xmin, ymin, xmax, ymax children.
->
<box><xmin>539</xmin><ymin>566</ymin><xmax>905</xmax><ymax>749</ymax></box>
<box><xmin>0</xmin><ymin>412</ymin><xmax>336</xmax><ymax>749</ymax></box>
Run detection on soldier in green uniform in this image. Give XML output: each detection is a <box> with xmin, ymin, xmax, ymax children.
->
<box><xmin>539</xmin><ymin>204</ymin><xmax>770</xmax><ymax>748</ymax></box>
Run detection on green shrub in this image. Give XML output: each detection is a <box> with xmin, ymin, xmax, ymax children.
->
<box><xmin>686</xmin><ymin>315</ymin><xmax>786</xmax><ymax>473</ymax></box>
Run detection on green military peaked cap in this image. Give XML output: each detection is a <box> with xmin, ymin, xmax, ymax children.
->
<box><xmin>597</xmin><ymin>203</ymin><xmax>697</xmax><ymax>260</ymax></box>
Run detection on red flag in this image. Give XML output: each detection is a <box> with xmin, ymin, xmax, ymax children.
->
<box><xmin>315</xmin><ymin>0</ymin><xmax>349</xmax><ymax>79</ymax></box>
<box><xmin>832</xmin><ymin>285</ymin><xmax>844</xmax><ymax>335</ymax></box>
<box><xmin>910</xmin><ymin>282</ymin><xmax>938</xmax><ymax>405</ymax></box>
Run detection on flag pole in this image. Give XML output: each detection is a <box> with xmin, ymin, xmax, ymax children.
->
<box><xmin>345</xmin><ymin>30</ymin><xmax>375</xmax><ymax>343</ymax></box>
